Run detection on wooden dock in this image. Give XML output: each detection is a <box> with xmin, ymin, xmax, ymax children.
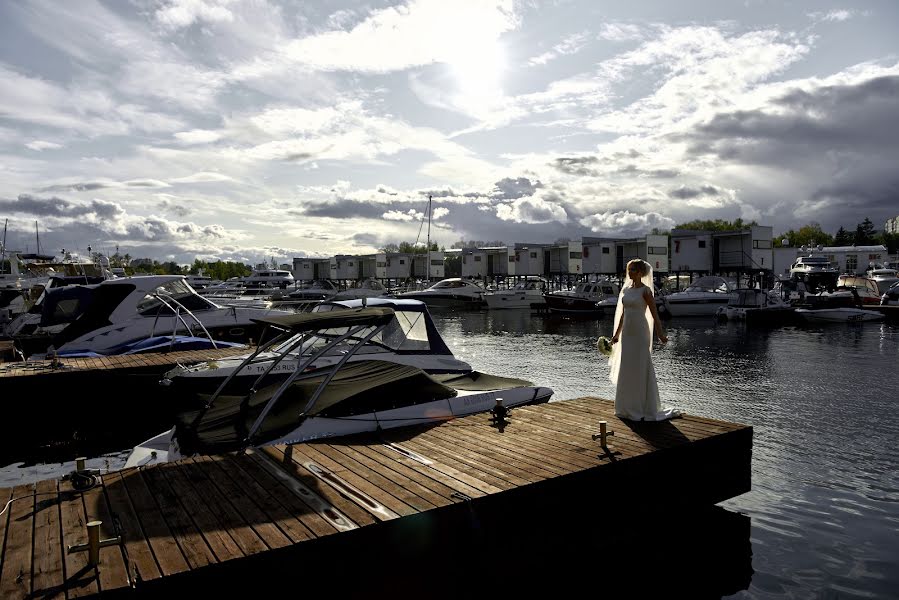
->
<box><xmin>0</xmin><ymin>347</ymin><xmax>251</xmax><ymax>465</ymax></box>
<box><xmin>0</xmin><ymin>397</ymin><xmax>753</xmax><ymax>598</ymax></box>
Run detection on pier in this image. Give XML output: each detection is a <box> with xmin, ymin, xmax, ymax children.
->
<box><xmin>0</xmin><ymin>396</ymin><xmax>751</xmax><ymax>597</ymax></box>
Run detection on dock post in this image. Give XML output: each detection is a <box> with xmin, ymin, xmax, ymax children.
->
<box><xmin>592</xmin><ymin>420</ymin><xmax>614</xmax><ymax>447</ymax></box>
<box><xmin>87</xmin><ymin>520</ymin><xmax>101</xmax><ymax>566</ymax></box>
<box><xmin>75</xmin><ymin>456</ymin><xmax>86</xmax><ymax>472</ymax></box>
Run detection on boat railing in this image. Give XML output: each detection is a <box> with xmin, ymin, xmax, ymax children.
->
<box><xmin>149</xmin><ymin>292</ymin><xmax>219</xmax><ymax>351</ymax></box>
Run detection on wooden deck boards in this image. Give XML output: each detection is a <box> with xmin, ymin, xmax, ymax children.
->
<box><xmin>0</xmin><ymin>397</ymin><xmax>752</xmax><ymax>598</ymax></box>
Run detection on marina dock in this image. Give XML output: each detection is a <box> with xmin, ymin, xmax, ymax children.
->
<box><xmin>0</xmin><ymin>396</ymin><xmax>752</xmax><ymax>597</ymax></box>
<box><xmin>0</xmin><ymin>347</ymin><xmax>252</xmax><ymax>464</ymax></box>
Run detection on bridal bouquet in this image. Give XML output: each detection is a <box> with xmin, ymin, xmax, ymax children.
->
<box><xmin>596</xmin><ymin>336</ymin><xmax>613</xmax><ymax>356</ymax></box>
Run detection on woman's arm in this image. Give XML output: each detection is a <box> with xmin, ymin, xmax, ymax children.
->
<box><xmin>611</xmin><ymin>306</ymin><xmax>624</xmax><ymax>344</ymax></box>
<box><xmin>644</xmin><ymin>287</ymin><xmax>668</xmax><ymax>344</ymax></box>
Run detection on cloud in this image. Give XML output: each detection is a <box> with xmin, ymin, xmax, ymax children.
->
<box><xmin>281</xmin><ymin>0</ymin><xmax>518</xmax><ymax>73</ymax></box>
<box><xmin>528</xmin><ymin>32</ymin><xmax>590</xmax><ymax>66</ymax></box>
<box><xmin>669</xmin><ymin>185</ymin><xmax>721</xmax><ymax>199</ymax></box>
<box><xmin>39</xmin><ymin>179</ymin><xmax>170</xmax><ymax>192</ymax></box>
<box><xmin>496</xmin><ymin>195</ymin><xmax>568</xmax><ymax>224</ymax></box>
<box><xmin>155</xmin><ymin>0</ymin><xmax>236</xmax><ymax>30</ymax></box>
<box><xmin>382</xmin><ymin>209</ymin><xmax>422</xmax><ymax>222</ymax></box>
<box><xmin>174</xmin><ymin>129</ymin><xmax>223</xmax><ymax>145</ymax></box>
<box><xmin>579</xmin><ymin>210</ymin><xmax>674</xmax><ymax>234</ymax></box>
<box><xmin>597</xmin><ymin>23</ymin><xmax>648</xmax><ymax>42</ymax></box>
<box><xmin>490</xmin><ymin>177</ymin><xmax>542</xmax><ymax>200</ymax></box>
<box><xmin>25</xmin><ymin>140</ymin><xmax>63</xmax><ymax>151</ymax></box>
<box><xmin>0</xmin><ymin>194</ymin><xmax>125</xmax><ymax>219</ymax></box>
<box><xmin>170</xmin><ymin>172</ymin><xmax>236</xmax><ymax>183</ymax></box>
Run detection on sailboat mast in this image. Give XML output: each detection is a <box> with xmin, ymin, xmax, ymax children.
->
<box><xmin>35</xmin><ymin>220</ymin><xmax>41</xmax><ymax>255</ymax></box>
<box><xmin>426</xmin><ymin>195</ymin><xmax>432</xmax><ymax>281</ymax></box>
<box><xmin>1</xmin><ymin>218</ymin><xmax>7</xmax><ymax>274</ymax></box>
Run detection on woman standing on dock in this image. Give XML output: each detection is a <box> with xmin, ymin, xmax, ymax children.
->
<box><xmin>608</xmin><ymin>259</ymin><xmax>680</xmax><ymax>421</ymax></box>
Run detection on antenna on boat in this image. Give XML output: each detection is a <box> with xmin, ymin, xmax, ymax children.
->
<box><xmin>426</xmin><ymin>195</ymin><xmax>432</xmax><ymax>282</ymax></box>
<box><xmin>1</xmin><ymin>218</ymin><xmax>6</xmax><ymax>275</ymax></box>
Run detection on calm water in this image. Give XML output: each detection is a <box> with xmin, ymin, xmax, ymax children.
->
<box><xmin>3</xmin><ymin>309</ymin><xmax>897</xmax><ymax>598</ymax></box>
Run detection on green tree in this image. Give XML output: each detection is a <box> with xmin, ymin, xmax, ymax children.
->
<box><xmin>853</xmin><ymin>217</ymin><xmax>877</xmax><ymax>245</ymax></box>
<box><xmin>877</xmin><ymin>231</ymin><xmax>899</xmax><ymax>254</ymax></box>
<box><xmin>833</xmin><ymin>226</ymin><xmax>852</xmax><ymax>246</ymax></box>
<box><xmin>775</xmin><ymin>222</ymin><xmax>833</xmax><ymax>248</ymax></box>
<box><xmin>674</xmin><ymin>218</ymin><xmax>757</xmax><ymax>232</ymax></box>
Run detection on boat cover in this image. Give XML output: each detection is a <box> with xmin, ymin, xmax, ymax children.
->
<box><xmin>251</xmin><ymin>306</ymin><xmax>395</xmax><ymax>332</ymax></box>
<box><xmin>431</xmin><ymin>371</ymin><xmax>535</xmax><ymax>391</ymax></box>
<box><xmin>174</xmin><ymin>360</ymin><xmax>457</xmax><ymax>455</ymax></box>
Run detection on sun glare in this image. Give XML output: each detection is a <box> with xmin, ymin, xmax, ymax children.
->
<box><xmin>447</xmin><ymin>40</ymin><xmax>506</xmax><ymax>105</ymax></box>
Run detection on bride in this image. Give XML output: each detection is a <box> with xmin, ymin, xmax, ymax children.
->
<box><xmin>608</xmin><ymin>259</ymin><xmax>680</xmax><ymax>421</ymax></box>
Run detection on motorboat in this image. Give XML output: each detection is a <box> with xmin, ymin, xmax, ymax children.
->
<box><xmin>882</xmin><ymin>282</ymin><xmax>899</xmax><ymax>306</ymax></box>
<box><xmin>148</xmin><ymin>297</ymin><xmax>474</xmax><ymax>406</ymax></box>
<box><xmin>795</xmin><ymin>307</ymin><xmax>884</xmax><ymax>323</ymax></box>
<box><xmin>788</xmin><ymin>255</ymin><xmax>839</xmax><ymax>294</ymax></box>
<box><xmin>184</xmin><ymin>270</ymin><xmax>222</xmax><ymax>291</ymax></box>
<box><xmin>332</xmin><ymin>278</ymin><xmax>389</xmax><ymax>301</ymax></box>
<box><xmin>659</xmin><ymin>276</ymin><xmax>736</xmax><ymax>317</ymax></box>
<box><xmin>483</xmin><ymin>277</ymin><xmax>547</xmax><ymax>310</ymax></box>
<box><xmin>865</xmin><ymin>267</ymin><xmax>899</xmax><ymax>294</ymax></box>
<box><xmin>543</xmin><ymin>280</ymin><xmax>619</xmax><ymax>315</ymax></box>
<box><xmin>831</xmin><ymin>275</ymin><xmax>882</xmax><ymax>305</ymax></box>
<box><xmin>242</xmin><ymin>268</ymin><xmax>295</xmax><ymax>289</ymax></box>
<box><xmin>596</xmin><ymin>284</ymin><xmax>669</xmax><ymax>318</ymax></box>
<box><xmin>715</xmin><ymin>288</ymin><xmax>794</xmax><ymax>325</ymax></box>
<box><xmin>286</xmin><ymin>279</ymin><xmax>339</xmax><ymax>301</ymax></box>
<box><xmin>201</xmin><ymin>284</ymin><xmax>277</xmax><ymax>309</ymax></box>
<box><xmin>125</xmin><ymin>306</ymin><xmax>553</xmax><ymax>467</ymax></box>
<box><xmin>4</xmin><ymin>275</ymin><xmax>290</xmax><ymax>358</ymax></box>
<box><xmin>394</xmin><ymin>277</ymin><xmax>485</xmax><ymax>308</ymax></box>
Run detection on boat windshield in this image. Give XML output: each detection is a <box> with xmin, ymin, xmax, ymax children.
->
<box><xmin>136</xmin><ymin>280</ymin><xmax>216</xmax><ymax>315</ymax></box>
<box><xmin>274</xmin><ymin>309</ymin><xmax>431</xmax><ymax>355</ymax></box>
<box><xmin>684</xmin><ymin>277</ymin><xmax>731</xmax><ymax>293</ymax></box>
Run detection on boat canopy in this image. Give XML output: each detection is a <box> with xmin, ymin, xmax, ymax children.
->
<box><xmin>173</xmin><ymin>360</ymin><xmax>457</xmax><ymax>455</ymax></box>
<box><xmin>251</xmin><ymin>306</ymin><xmax>395</xmax><ymax>333</ymax></box>
<box><xmin>684</xmin><ymin>276</ymin><xmax>733</xmax><ymax>293</ymax></box>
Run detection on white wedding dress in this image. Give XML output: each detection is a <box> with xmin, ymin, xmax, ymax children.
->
<box><xmin>608</xmin><ymin>285</ymin><xmax>679</xmax><ymax>421</ymax></box>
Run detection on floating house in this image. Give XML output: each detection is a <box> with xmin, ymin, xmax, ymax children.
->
<box><xmin>412</xmin><ymin>251</ymin><xmax>445</xmax><ymax>279</ymax></box>
<box><xmin>514</xmin><ymin>243</ymin><xmax>548</xmax><ymax>276</ymax></box>
<box><xmin>712</xmin><ymin>225</ymin><xmax>773</xmax><ymax>273</ymax></box>
<box><xmin>581</xmin><ymin>237</ymin><xmax>618</xmax><ymax>275</ymax></box>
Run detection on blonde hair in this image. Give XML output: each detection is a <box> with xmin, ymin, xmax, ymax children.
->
<box><xmin>625</xmin><ymin>258</ymin><xmax>648</xmax><ymax>276</ymax></box>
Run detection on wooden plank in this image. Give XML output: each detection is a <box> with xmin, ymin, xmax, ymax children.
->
<box><xmin>158</xmin><ymin>462</ymin><xmax>244</xmax><ymax>564</ymax></box>
<box><xmin>119</xmin><ymin>468</ymin><xmax>190</xmax><ymax>576</ymax></box>
<box><xmin>82</xmin><ymin>482</ymin><xmax>130</xmax><ymax>593</ymax></box>
<box><xmin>192</xmin><ymin>456</ymin><xmax>292</xmax><ymax>551</ymax></box>
<box><xmin>177</xmin><ymin>460</ymin><xmax>268</xmax><ymax>557</ymax></box>
<box><xmin>58</xmin><ymin>479</ymin><xmax>99</xmax><ymax>598</ymax></box>
<box><xmin>0</xmin><ymin>484</ymin><xmax>34</xmax><ymax>600</ymax></box>
<box><xmin>239</xmin><ymin>451</ymin><xmax>343</xmax><ymax>539</ymax></box>
<box><xmin>102</xmin><ymin>472</ymin><xmax>163</xmax><ymax>585</ymax></box>
<box><xmin>140</xmin><ymin>466</ymin><xmax>217</xmax><ymax>570</ymax></box>
<box><xmin>299</xmin><ymin>444</ymin><xmax>426</xmax><ymax>517</ymax></box>
<box><xmin>0</xmin><ymin>486</ymin><xmax>14</xmax><ymax>575</ymax></box>
<box><xmin>30</xmin><ymin>479</ymin><xmax>64</xmax><ymax>600</ymax></box>
<box><xmin>215</xmin><ymin>455</ymin><xmax>317</xmax><ymax>544</ymax></box>
<box><xmin>396</xmin><ymin>436</ymin><xmax>524</xmax><ymax>489</ymax></box>
<box><xmin>257</xmin><ymin>448</ymin><xmax>378</xmax><ymax>529</ymax></box>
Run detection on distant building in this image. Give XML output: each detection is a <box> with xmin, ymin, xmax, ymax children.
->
<box><xmin>886</xmin><ymin>216</ymin><xmax>899</xmax><ymax>234</ymax></box>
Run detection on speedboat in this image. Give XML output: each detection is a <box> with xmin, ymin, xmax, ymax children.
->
<box><xmin>795</xmin><ymin>307</ymin><xmax>884</xmax><ymax>323</ymax></box>
<box><xmin>242</xmin><ymin>268</ymin><xmax>295</xmax><ymax>289</ymax></box>
<box><xmin>332</xmin><ymin>278</ymin><xmax>389</xmax><ymax>301</ymax></box>
<box><xmin>596</xmin><ymin>284</ymin><xmax>669</xmax><ymax>318</ymax></box>
<box><xmin>665</xmin><ymin>276</ymin><xmax>736</xmax><ymax>317</ymax></box>
<box><xmin>286</xmin><ymin>279</ymin><xmax>339</xmax><ymax>301</ymax></box>
<box><xmin>543</xmin><ymin>280</ymin><xmax>619</xmax><ymax>315</ymax></box>
<box><xmin>834</xmin><ymin>275</ymin><xmax>883</xmax><ymax>305</ymax></box>
<box><xmin>150</xmin><ymin>297</ymin><xmax>474</xmax><ymax>405</ymax></box>
<box><xmin>394</xmin><ymin>278</ymin><xmax>485</xmax><ymax>308</ymax></box>
<box><xmin>4</xmin><ymin>275</ymin><xmax>290</xmax><ymax>358</ymax></box>
<box><xmin>866</xmin><ymin>267</ymin><xmax>899</xmax><ymax>294</ymax></box>
<box><xmin>715</xmin><ymin>288</ymin><xmax>794</xmax><ymax>325</ymax></box>
<box><xmin>125</xmin><ymin>306</ymin><xmax>552</xmax><ymax>467</ymax></box>
<box><xmin>483</xmin><ymin>277</ymin><xmax>547</xmax><ymax>310</ymax></box>
<box><xmin>882</xmin><ymin>282</ymin><xmax>899</xmax><ymax>306</ymax></box>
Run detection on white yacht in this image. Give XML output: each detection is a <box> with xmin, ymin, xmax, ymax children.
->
<box><xmin>795</xmin><ymin>307</ymin><xmax>884</xmax><ymax>323</ymax></box>
<box><xmin>665</xmin><ymin>276</ymin><xmax>736</xmax><ymax>317</ymax></box>
<box><xmin>865</xmin><ymin>267</ymin><xmax>899</xmax><ymax>294</ymax></box>
<box><xmin>286</xmin><ymin>279</ymin><xmax>339</xmax><ymax>301</ymax></box>
<box><xmin>833</xmin><ymin>275</ymin><xmax>882</xmax><ymax>305</ymax></box>
<box><xmin>715</xmin><ymin>288</ymin><xmax>793</xmax><ymax>324</ymax></box>
<box><xmin>789</xmin><ymin>255</ymin><xmax>839</xmax><ymax>293</ymax></box>
<box><xmin>243</xmin><ymin>269</ymin><xmax>295</xmax><ymax>289</ymax></box>
<box><xmin>394</xmin><ymin>278</ymin><xmax>485</xmax><ymax>308</ymax></box>
<box><xmin>332</xmin><ymin>278</ymin><xmax>389</xmax><ymax>301</ymax></box>
<box><xmin>5</xmin><ymin>275</ymin><xmax>290</xmax><ymax>358</ymax></box>
<box><xmin>543</xmin><ymin>280</ymin><xmax>619</xmax><ymax>315</ymax></box>
<box><xmin>483</xmin><ymin>277</ymin><xmax>547</xmax><ymax>310</ymax></box>
<box><xmin>125</xmin><ymin>305</ymin><xmax>552</xmax><ymax>467</ymax></box>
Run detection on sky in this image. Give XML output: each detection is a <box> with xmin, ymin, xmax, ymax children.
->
<box><xmin>1</xmin><ymin>0</ymin><xmax>898</xmax><ymax>265</ymax></box>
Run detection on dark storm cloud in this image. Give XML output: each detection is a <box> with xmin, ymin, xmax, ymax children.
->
<box><xmin>300</xmin><ymin>199</ymin><xmax>389</xmax><ymax>219</ymax></box>
<box><xmin>683</xmin><ymin>75</ymin><xmax>899</xmax><ymax>159</ymax></box>
<box><xmin>669</xmin><ymin>185</ymin><xmax>721</xmax><ymax>199</ymax></box>
<box><xmin>0</xmin><ymin>194</ymin><xmax>124</xmax><ymax>218</ymax></box>
<box><xmin>490</xmin><ymin>177</ymin><xmax>542</xmax><ymax>200</ymax></box>
<box><xmin>553</xmin><ymin>156</ymin><xmax>599</xmax><ymax>176</ymax></box>
<box><xmin>617</xmin><ymin>164</ymin><xmax>680</xmax><ymax>178</ymax></box>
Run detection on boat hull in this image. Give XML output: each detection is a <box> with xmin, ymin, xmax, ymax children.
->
<box><xmin>666</xmin><ymin>296</ymin><xmax>731</xmax><ymax>317</ymax></box>
<box><xmin>795</xmin><ymin>308</ymin><xmax>884</xmax><ymax>323</ymax></box>
<box><xmin>543</xmin><ymin>295</ymin><xmax>604</xmax><ymax>315</ymax></box>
